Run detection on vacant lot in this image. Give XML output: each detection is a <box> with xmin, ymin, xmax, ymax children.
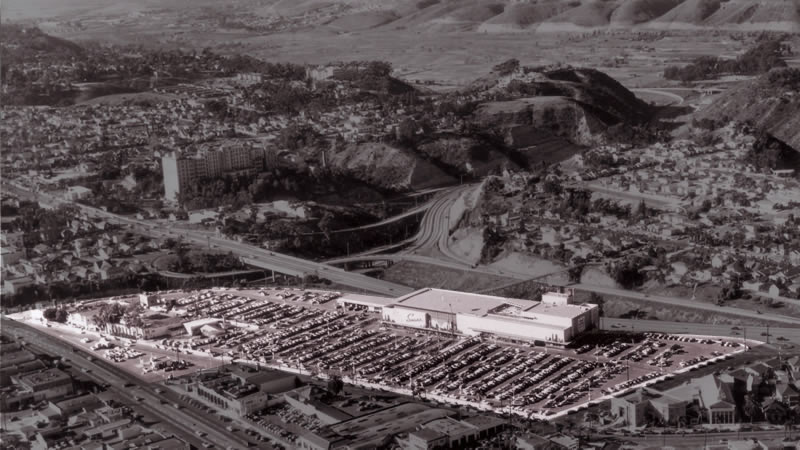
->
<box><xmin>381</xmin><ymin>260</ymin><xmax>515</xmax><ymax>292</ymax></box>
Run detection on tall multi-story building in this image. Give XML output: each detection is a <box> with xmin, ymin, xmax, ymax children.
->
<box><xmin>162</xmin><ymin>152</ymin><xmax>205</xmax><ymax>203</ymax></box>
<box><xmin>162</xmin><ymin>142</ymin><xmax>264</xmax><ymax>203</ymax></box>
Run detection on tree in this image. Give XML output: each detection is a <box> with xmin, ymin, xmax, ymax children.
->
<box><xmin>54</xmin><ymin>308</ymin><xmax>68</xmax><ymax>322</ymax></box>
<box><xmin>43</xmin><ymin>307</ymin><xmax>58</xmax><ymax>321</ymax></box>
<box><xmin>589</xmin><ymin>293</ymin><xmax>605</xmax><ymax>316</ymax></box>
<box><xmin>174</xmin><ymin>239</ymin><xmax>190</xmax><ymax>272</ymax></box>
<box><xmin>636</xmin><ymin>199</ymin><xmax>648</xmax><ymax>219</ymax></box>
<box><xmin>327</xmin><ymin>376</ymin><xmax>344</xmax><ymax>395</ymax></box>
<box><xmin>744</xmin><ymin>394</ymin><xmax>762</xmax><ymax>423</ymax></box>
<box><xmin>568</xmin><ymin>264</ymin><xmax>584</xmax><ymax>283</ymax></box>
<box><xmin>542</xmin><ymin>178</ymin><xmax>563</xmax><ymax>195</ymax></box>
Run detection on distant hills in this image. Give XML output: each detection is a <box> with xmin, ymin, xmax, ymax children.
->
<box><xmin>275</xmin><ymin>0</ymin><xmax>800</xmax><ymax>33</ymax></box>
<box><xmin>6</xmin><ymin>0</ymin><xmax>797</xmax><ymax>33</ymax></box>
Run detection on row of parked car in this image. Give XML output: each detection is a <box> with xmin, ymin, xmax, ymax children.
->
<box><xmin>104</xmin><ymin>347</ymin><xmax>144</xmax><ymax>363</ymax></box>
<box><xmin>604</xmin><ymin>371</ymin><xmax>664</xmax><ymax>395</ymax></box>
<box><xmin>594</xmin><ymin>342</ymin><xmax>631</xmax><ymax>358</ymax></box>
<box><xmin>266</xmin><ymin>288</ymin><xmax>340</xmax><ymax>305</ymax></box>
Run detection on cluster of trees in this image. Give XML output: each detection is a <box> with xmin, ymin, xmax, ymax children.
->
<box><xmin>583</xmin><ymin>152</ymin><xmax>626</xmax><ymax>169</ymax></box>
<box><xmin>168</xmin><ymin>250</ymin><xmax>245</xmax><ymax>274</ymax></box>
<box><xmin>178</xmin><ymin>174</ymin><xmax>255</xmax><ymax>210</ymax></box>
<box><xmin>90</xmin><ymin>302</ymin><xmax>127</xmax><ymax>329</ymax></box>
<box><xmin>2</xmin><ymin>203</ymin><xmax>79</xmax><ymax>248</ymax></box>
<box><xmin>608</xmin><ymin>255</ymin><xmax>651</xmax><ymax>289</ymax></box>
<box><xmin>279</xmin><ymin>124</ymin><xmax>326</xmax><ymax>151</ymax></box>
<box><xmin>481</xmin><ymin>225</ymin><xmax>508</xmax><ymax>263</ymax></box>
<box><xmin>663</xmin><ymin>37</ymin><xmax>789</xmax><ymax>83</ymax></box>
<box><xmin>717</xmin><ymin>278</ymin><xmax>743</xmax><ymax>304</ymax></box>
<box><xmin>43</xmin><ymin>307</ymin><xmax>68</xmax><ymax>322</ymax></box>
<box><xmin>606</xmin><ymin>123</ymin><xmax>668</xmax><ymax>146</ymax></box>
<box><xmin>765</xmin><ymin>67</ymin><xmax>800</xmax><ymax>89</ymax></box>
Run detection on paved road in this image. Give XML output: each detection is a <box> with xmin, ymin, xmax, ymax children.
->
<box><xmin>326</xmin><ymin>252</ymin><xmax>522</xmax><ymax>279</ymax></box>
<box><xmin>574</xmin><ymin>181</ymin><xmax>681</xmax><ymax>210</ymax></box>
<box><xmin>1</xmin><ymin>317</ymin><xmax>258</xmax><ymax>449</ymax></box>
<box><xmin>594</xmin><ymin>429</ymin><xmax>794</xmax><ymax>449</ymax></box>
<box><xmin>309</xmin><ymin>199</ymin><xmax>431</xmax><ymax>235</ymax></box>
<box><xmin>602</xmin><ymin>317</ymin><xmax>800</xmax><ymax>348</ymax></box>
<box><xmin>402</xmin><ymin>184</ymin><xmax>476</xmax><ymax>260</ymax></box>
<box><xmin>5</xmin><ymin>182</ymin><xmax>413</xmax><ymax>297</ymax></box>
<box><xmin>630</xmin><ymin>88</ymin><xmax>685</xmax><ymax>106</ymax></box>
<box><xmin>158</xmin><ymin>269</ymin><xmax>262</xmax><ymax>279</ymax></box>
<box><xmin>575</xmin><ymin>283</ymin><xmax>800</xmax><ymax>327</ymax></box>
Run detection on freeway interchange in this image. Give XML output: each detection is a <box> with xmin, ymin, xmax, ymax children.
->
<box><xmin>4</xmin><ymin>182</ymin><xmax>413</xmax><ymax>297</ymax></box>
<box><xmin>7</xmin><ymin>181</ymin><xmax>800</xmax><ymax>328</ymax></box>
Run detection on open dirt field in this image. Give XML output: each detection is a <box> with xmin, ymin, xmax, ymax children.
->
<box><xmin>381</xmin><ymin>260</ymin><xmax>516</xmax><ymax>291</ymax></box>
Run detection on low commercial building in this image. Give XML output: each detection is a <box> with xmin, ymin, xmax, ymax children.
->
<box><xmin>49</xmin><ymin>393</ymin><xmax>103</xmax><ymax>417</ymax></box>
<box><xmin>189</xmin><ymin>371</ymin><xmax>270</xmax><ymax>417</ymax></box>
<box><xmin>296</xmin><ymin>402</ymin><xmax>505</xmax><ymax>450</ymax></box>
<box><xmin>229</xmin><ymin>365</ymin><xmax>298</xmax><ymax>394</ymax></box>
<box><xmin>106</xmin><ymin>312</ymin><xmax>185</xmax><ymax>339</ymax></box>
<box><xmin>16</xmin><ymin>368</ymin><xmax>74</xmax><ymax>400</ymax></box>
<box><xmin>381</xmin><ymin>288</ymin><xmax>598</xmax><ymax>344</ymax></box>
<box><xmin>335</xmin><ymin>294</ymin><xmax>395</xmax><ymax>313</ymax></box>
<box><xmin>2</xmin><ymin>368</ymin><xmax>74</xmax><ymax>411</ymax></box>
<box><xmin>297</xmin><ymin>403</ymin><xmax>455</xmax><ymax>450</ymax></box>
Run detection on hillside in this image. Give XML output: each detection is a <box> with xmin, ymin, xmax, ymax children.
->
<box><xmin>649</xmin><ymin>0</ymin><xmax>721</xmax><ymax>26</ymax></box>
<box><xmin>546</xmin><ymin>1</ymin><xmax>621</xmax><ymax>28</ymax></box>
<box><xmin>610</xmin><ymin>0</ymin><xmax>685</xmax><ymax>26</ymax></box>
<box><xmin>7</xmin><ymin>0</ymin><xmax>799</xmax><ymax>32</ymax></box>
<box><xmin>0</xmin><ymin>24</ymin><xmax>84</xmax><ymax>63</ymax></box>
<box><xmin>465</xmin><ymin>64</ymin><xmax>652</xmax><ymax>149</ymax></box>
<box><xmin>694</xmin><ymin>68</ymin><xmax>800</xmax><ymax>153</ymax></box>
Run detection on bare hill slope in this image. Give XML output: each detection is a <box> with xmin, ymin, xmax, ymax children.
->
<box><xmin>7</xmin><ymin>0</ymin><xmax>800</xmax><ymax>32</ymax></box>
<box><xmin>648</xmin><ymin>0</ymin><xmax>721</xmax><ymax>26</ymax></box>
<box><xmin>695</xmin><ymin>68</ymin><xmax>800</xmax><ymax>153</ymax></box>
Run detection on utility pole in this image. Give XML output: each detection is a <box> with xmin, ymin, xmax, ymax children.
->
<box><xmin>626</xmin><ymin>358</ymin><xmax>630</xmax><ymax>382</ymax></box>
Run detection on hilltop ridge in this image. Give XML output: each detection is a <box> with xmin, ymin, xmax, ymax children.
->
<box><xmin>5</xmin><ymin>0</ymin><xmax>800</xmax><ymax>32</ymax></box>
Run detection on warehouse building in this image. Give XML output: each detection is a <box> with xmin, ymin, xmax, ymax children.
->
<box><xmin>381</xmin><ymin>288</ymin><xmax>598</xmax><ymax>344</ymax></box>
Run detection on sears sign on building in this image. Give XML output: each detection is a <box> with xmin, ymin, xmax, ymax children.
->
<box><xmin>386</xmin><ymin>308</ymin><xmax>429</xmax><ymax>328</ymax></box>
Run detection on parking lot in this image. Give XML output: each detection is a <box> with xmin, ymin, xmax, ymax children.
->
<box><xmin>19</xmin><ymin>288</ymin><xmax>745</xmax><ymax>417</ymax></box>
<box><xmin>146</xmin><ymin>289</ymin><xmax>744</xmax><ymax>418</ymax></box>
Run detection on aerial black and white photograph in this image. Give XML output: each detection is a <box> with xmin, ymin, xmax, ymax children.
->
<box><xmin>1</xmin><ymin>1</ymin><xmax>799</xmax><ymax>449</ymax></box>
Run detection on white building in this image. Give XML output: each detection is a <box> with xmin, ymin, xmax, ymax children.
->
<box><xmin>162</xmin><ymin>145</ymin><xmax>263</xmax><ymax>203</ymax></box>
<box><xmin>381</xmin><ymin>288</ymin><xmax>598</xmax><ymax>344</ymax></box>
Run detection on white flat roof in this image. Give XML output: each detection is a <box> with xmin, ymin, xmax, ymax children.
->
<box><xmin>524</xmin><ymin>302</ymin><xmax>596</xmax><ymax>319</ymax></box>
<box><xmin>337</xmin><ymin>293</ymin><xmax>395</xmax><ymax>307</ymax></box>
<box><xmin>391</xmin><ymin>288</ymin><xmax>539</xmax><ymax>316</ymax></box>
<box><xmin>389</xmin><ymin>288</ymin><xmax>596</xmax><ymax>320</ymax></box>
